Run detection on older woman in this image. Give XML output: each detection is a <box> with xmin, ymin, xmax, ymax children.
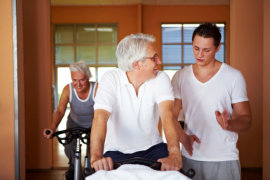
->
<box><xmin>43</xmin><ymin>61</ymin><xmax>97</xmax><ymax>179</ymax></box>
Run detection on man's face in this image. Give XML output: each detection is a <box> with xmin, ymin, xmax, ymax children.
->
<box><xmin>71</xmin><ymin>71</ymin><xmax>89</xmax><ymax>93</ymax></box>
<box><xmin>139</xmin><ymin>43</ymin><xmax>161</xmax><ymax>80</ymax></box>
<box><xmin>192</xmin><ymin>35</ymin><xmax>220</xmax><ymax>66</ymax></box>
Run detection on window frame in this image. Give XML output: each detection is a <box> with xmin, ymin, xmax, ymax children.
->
<box><xmin>53</xmin><ymin>23</ymin><xmax>118</xmax><ymax>104</ymax></box>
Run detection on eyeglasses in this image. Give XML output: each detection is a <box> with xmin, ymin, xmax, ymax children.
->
<box><xmin>142</xmin><ymin>53</ymin><xmax>159</xmax><ymax>62</ymax></box>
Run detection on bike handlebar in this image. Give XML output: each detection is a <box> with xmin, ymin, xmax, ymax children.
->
<box><xmin>45</xmin><ymin>127</ymin><xmax>91</xmax><ymax>145</ymax></box>
<box><xmin>89</xmin><ymin>157</ymin><xmax>195</xmax><ymax>179</ymax></box>
<box><xmin>46</xmin><ymin>129</ymin><xmax>195</xmax><ymax>178</ymax></box>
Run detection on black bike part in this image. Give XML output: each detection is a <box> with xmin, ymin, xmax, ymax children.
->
<box><xmin>113</xmin><ymin>157</ymin><xmax>161</xmax><ymax>170</ymax></box>
<box><xmin>180</xmin><ymin>168</ymin><xmax>196</xmax><ymax>179</ymax></box>
<box><xmin>89</xmin><ymin>157</ymin><xmax>195</xmax><ymax>178</ymax></box>
<box><xmin>51</xmin><ymin>127</ymin><xmax>91</xmax><ymax>145</ymax></box>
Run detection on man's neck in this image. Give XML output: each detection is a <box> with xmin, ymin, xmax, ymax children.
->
<box><xmin>126</xmin><ymin>71</ymin><xmax>145</xmax><ymax>90</ymax></box>
<box><xmin>193</xmin><ymin>60</ymin><xmax>222</xmax><ymax>83</ymax></box>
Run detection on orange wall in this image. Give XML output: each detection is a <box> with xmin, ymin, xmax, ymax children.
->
<box><xmin>263</xmin><ymin>0</ymin><xmax>270</xmax><ymax>178</ymax></box>
<box><xmin>52</xmin><ymin>5</ymin><xmax>229</xmax><ymax>61</ymax></box>
<box><xmin>52</xmin><ymin>5</ymin><xmax>139</xmax><ymax>41</ymax></box>
<box><xmin>230</xmin><ymin>0</ymin><xmax>263</xmax><ymax>167</ymax></box>
<box><xmin>0</xmin><ymin>0</ymin><xmax>15</xmax><ymax>179</ymax></box>
<box><xmin>23</xmin><ymin>0</ymin><xmax>52</xmax><ymax>169</ymax></box>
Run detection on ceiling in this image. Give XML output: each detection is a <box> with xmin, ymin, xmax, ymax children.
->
<box><xmin>51</xmin><ymin>0</ymin><xmax>229</xmax><ymax>6</ymax></box>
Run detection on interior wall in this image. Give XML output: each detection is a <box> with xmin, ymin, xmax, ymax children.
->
<box><xmin>230</xmin><ymin>0</ymin><xmax>263</xmax><ymax>167</ymax></box>
<box><xmin>23</xmin><ymin>0</ymin><xmax>52</xmax><ymax>169</ymax></box>
<box><xmin>263</xmin><ymin>0</ymin><xmax>270</xmax><ymax>178</ymax></box>
<box><xmin>52</xmin><ymin>5</ymin><xmax>139</xmax><ymax>41</ymax></box>
<box><xmin>0</xmin><ymin>0</ymin><xmax>15</xmax><ymax>179</ymax></box>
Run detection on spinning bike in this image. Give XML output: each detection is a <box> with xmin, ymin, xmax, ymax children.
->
<box><xmin>46</xmin><ymin>127</ymin><xmax>91</xmax><ymax>180</ymax></box>
<box><xmin>47</xmin><ymin>127</ymin><xmax>195</xmax><ymax>180</ymax></box>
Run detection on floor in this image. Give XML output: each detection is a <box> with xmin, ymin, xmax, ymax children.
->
<box><xmin>242</xmin><ymin>168</ymin><xmax>262</xmax><ymax>180</ymax></box>
<box><xmin>26</xmin><ymin>169</ymin><xmax>67</xmax><ymax>180</ymax></box>
<box><xmin>26</xmin><ymin>168</ymin><xmax>262</xmax><ymax>180</ymax></box>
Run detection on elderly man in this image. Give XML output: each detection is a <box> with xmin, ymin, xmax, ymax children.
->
<box><xmin>90</xmin><ymin>33</ymin><xmax>186</xmax><ymax>172</ymax></box>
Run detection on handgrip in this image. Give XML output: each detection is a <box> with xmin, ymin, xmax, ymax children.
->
<box><xmin>180</xmin><ymin>168</ymin><xmax>195</xmax><ymax>179</ymax></box>
<box><xmin>89</xmin><ymin>166</ymin><xmax>195</xmax><ymax>178</ymax></box>
<box><xmin>88</xmin><ymin>157</ymin><xmax>195</xmax><ymax>178</ymax></box>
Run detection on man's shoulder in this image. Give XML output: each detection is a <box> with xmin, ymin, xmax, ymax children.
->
<box><xmin>156</xmin><ymin>70</ymin><xmax>169</xmax><ymax>77</ymax></box>
<box><xmin>100</xmin><ymin>68</ymin><xmax>121</xmax><ymax>80</ymax></box>
<box><xmin>222</xmin><ymin>63</ymin><xmax>242</xmax><ymax>76</ymax></box>
<box><xmin>154</xmin><ymin>70</ymin><xmax>172</xmax><ymax>82</ymax></box>
<box><xmin>173</xmin><ymin>65</ymin><xmax>192</xmax><ymax>80</ymax></box>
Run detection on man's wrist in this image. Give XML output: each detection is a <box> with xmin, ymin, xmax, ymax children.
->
<box><xmin>179</xmin><ymin>132</ymin><xmax>188</xmax><ymax>143</ymax></box>
<box><xmin>168</xmin><ymin>146</ymin><xmax>181</xmax><ymax>155</ymax></box>
<box><xmin>90</xmin><ymin>155</ymin><xmax>102</xmax><ymax>165</ymax></box>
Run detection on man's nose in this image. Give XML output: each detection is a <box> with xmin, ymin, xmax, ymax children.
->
<box><xmin>198</xmin><ymin>50</ymin><xmax>204</xmax><ymax>57</ymax></box>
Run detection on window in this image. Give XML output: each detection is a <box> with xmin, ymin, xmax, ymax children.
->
<box><xmin>54</xmin><ymin>24</ymin><xmax>118</xmax><ymax>102</ymax></box>
<box><xmin>161</xmin><ymin>23</ymin><xmax>226</xmax><ymax>79</ymax></box>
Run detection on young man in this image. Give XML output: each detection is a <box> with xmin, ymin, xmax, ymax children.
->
<box><xmin>90</xmin><ymin>33</ymin><xmax>186</xmax><ymax>172</ymax></box>
<box><xmin>172</xmin><ymin>23</ymin><xmax>252</xmax><ymax>180</ymax></box>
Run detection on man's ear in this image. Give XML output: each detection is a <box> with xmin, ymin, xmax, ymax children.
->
<box><xmin>215</xmin><ymin>44</ymin><xmax>221</xmax><ymax>53</ymax></box>
<box><xmin>132</xmin><ymin>60</ymin><xmax>141</xmax><ymax>70</ymax></box>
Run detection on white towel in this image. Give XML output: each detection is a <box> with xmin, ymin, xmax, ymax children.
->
<box><xmin>86</xmin><ymin>164</ymin><xmax>191</xmax><ymax>180</ymax></box>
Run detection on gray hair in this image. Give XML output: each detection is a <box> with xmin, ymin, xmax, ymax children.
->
<box><xmin>69</xmin><ymin>61</ymin><xmax>92</xmax><ymax>79</ymax></box>
<box><xmin>116</xmin><ymin>33</ymin><xmax>156</xmax><ymax>71</ymax></box>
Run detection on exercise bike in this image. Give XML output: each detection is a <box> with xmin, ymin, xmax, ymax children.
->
<box><xmin>47</xmin><ymin>127</ymin><xmax>195</xmax><ymax>180</ymax></box>
<box><xmin>46</xmin><ymin>127</ymin><xmax>91</xmax><ymax>180</ymax></box>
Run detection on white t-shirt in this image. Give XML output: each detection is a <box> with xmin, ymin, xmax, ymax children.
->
<box><xmin>94</xmin><ymin>68</ymin><xmax>174</xmax><ymax>153</ymax></box>
<box><xmin>172</xmin><ymin>63</ymin><xmax>248</xmax><ymax>161</ymax></box>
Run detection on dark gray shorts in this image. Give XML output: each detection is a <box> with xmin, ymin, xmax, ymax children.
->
<box><xmin>182</xmin><ymin>156</ymin><xmax>241</xmax><ymax>180</ymax></box>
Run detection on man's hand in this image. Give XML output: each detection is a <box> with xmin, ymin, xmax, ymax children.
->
<box><xmin>157</xmin><ymin>153</ymin><xmax>182</xmax><ymax>171</ymax></box>
<box><xmin>91</xmin><ymin>157</ymin><xmax>114</xmax><ymax>171</ymax></box>
<box><xmin>215</xmin><ymin>109</ymin><xmax>230</xmax><ymax>130</ymax></box>
<box><xmin>181</xmin><ymin>134</ymin><xmax>200</xmax><ymax>156</ymax></box>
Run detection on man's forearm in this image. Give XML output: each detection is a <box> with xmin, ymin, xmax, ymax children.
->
<box><xmin>90</xmin><ymin>141</ymin><xmax>104</xmax><ymax>165</ymax></box>
<box><xmin>227</xmin><ymin>115</ymin><xmax>252</xmax><ymax>132</ymax></box>
<box><xmin>164</xmin><ymin>117</ymin><xmax>181</xmax><ymax>156</ymax></box>
<box><xmin>90</xmin><ymin>122</ymin><xmax>106</xmax><ymax>165</ymax></box>
<box><xmin>90</xmin><ymin>109</ymin><xmax>110</xmax><ymax>165</ymax></box>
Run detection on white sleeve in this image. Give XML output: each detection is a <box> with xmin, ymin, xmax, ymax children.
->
<box><xmin>154</xmin><ymin>71</ymin><xmax>174</xmax><ymax>104</ymax></box>
<box><xmin>94</xmin><ymin>71</ymin><xmax>116</xmax><ymax>113</ymax></box>
<box><xmin>231</xmin><ymin>71</ymin><xmax>249</xmax><ymax>104</ymax></box>
<box><xmin>171</xmin><ymin>70</ymin><xmax>182</xmax><ymax>100</ymax></box>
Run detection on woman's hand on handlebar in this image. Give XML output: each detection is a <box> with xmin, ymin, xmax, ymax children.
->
<box><xmin>43</xmin><ymin>128</ymin><xmax>55</xmax><ymax>139</ymax></box>
<box><xmin>92</xmin><ymin>157</ymin><xmax>114</xmax><ymax>171</ymax></box>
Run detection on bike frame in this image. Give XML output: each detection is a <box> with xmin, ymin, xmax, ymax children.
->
<box><xmin>47</xmin><ymin>127</ymin><xmax>91</xmax><ymax>180</ymax></box>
